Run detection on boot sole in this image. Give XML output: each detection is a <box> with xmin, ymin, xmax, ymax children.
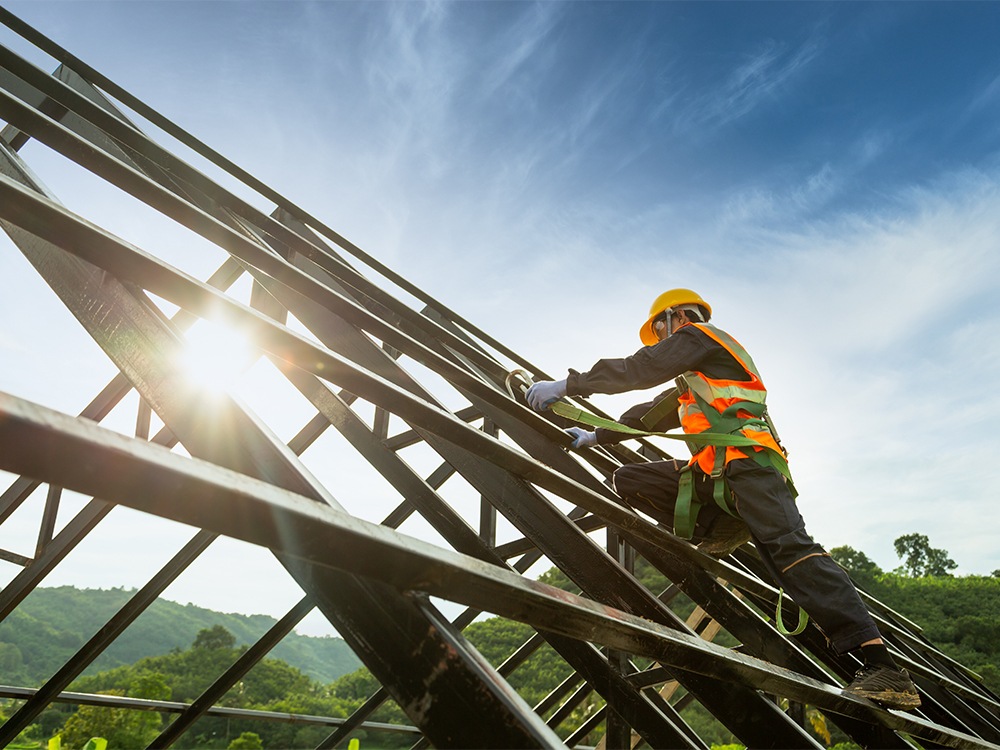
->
<box><xmin>846</xmin><ymin>688</ymin><xmax>922</xmax><ymax>709</ymax></box>
<box><xmin>697</xmin><ymin>533</ymin><xmax>752</xmax><ymax>557</ymax></box>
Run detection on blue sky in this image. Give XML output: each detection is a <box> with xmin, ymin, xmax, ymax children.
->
<box><xmin>2</xmin><ymin>1</ymin><xmax>1000</xmax><ymax>633</ymax></box>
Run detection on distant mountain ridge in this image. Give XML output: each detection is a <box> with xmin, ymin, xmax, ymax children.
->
<box><xmin>0</xmin><ymin>586</ymin><xmax>361</xmax><ymax>686</ymax></box>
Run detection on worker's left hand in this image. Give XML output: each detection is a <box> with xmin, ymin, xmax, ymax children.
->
<box><xmin>565</xmin><ymin>427</ymin><xmax>597</xmax><ymax>449</ymax></box>
<box><xmin>525</xmin><ymin>379</ymin><xmax>567</xmax><ymax>411</ymax></box>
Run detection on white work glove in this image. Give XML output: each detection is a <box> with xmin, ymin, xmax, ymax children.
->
<box><xmin>525</xmin><ymin>378</ymin><xmax>567</xmax><ymax>411</ymax></box>
<box><xmin>565</xmin><ymin>427</ymin><xmax>597</xmax><ymax>449</ymax></box>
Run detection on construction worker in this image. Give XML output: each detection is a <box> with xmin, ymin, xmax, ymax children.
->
<box><xmin>525</xmin><ymin>289</ymin><xmax>921</xmax><ymax>710</ymax></box>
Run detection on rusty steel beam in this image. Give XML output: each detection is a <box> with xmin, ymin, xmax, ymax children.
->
<box><xmin>0</xmin><ymin>167</ymin><xmax>916</xmax><ymax>747</ymax></box>
<box><xmin>0</xmin><ymin>171</ymin><xmax>900</xmax><ymax>746</ymax></box>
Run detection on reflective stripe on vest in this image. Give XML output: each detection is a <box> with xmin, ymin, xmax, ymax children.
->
<box><xmin>677</xmin><ymin>323</ymin><xmax>784</xmax><ymax>476</ymax></box>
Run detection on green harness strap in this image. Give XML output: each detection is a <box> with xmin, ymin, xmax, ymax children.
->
<box><xmin>550</xmin><ymin>401</ymin><xmax>771</xmax><ymax>449</ymax></box>
<box><xmin>776</xmin><ymin>588</ymin><xmax>809</xmax><ymax>636</ymax></box>
<box><xmin>674</xmin><ymin>468</ymin><xmax>698</xmax><ymax>539</ymax></box>
<box><xmin>672</xmin><ymin>450</ymin><xmax>734</xmax><ymax>539</ymax></box>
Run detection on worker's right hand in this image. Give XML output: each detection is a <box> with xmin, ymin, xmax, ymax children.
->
<box><xmin>525</xmin><ymin>379</ymin><xmax>567</xmax><ymax>411</ymax></box>
<box><xmin>565</xmin><ymin>427</ymin><xmax>597</xmax><ymax>449</ymax></box>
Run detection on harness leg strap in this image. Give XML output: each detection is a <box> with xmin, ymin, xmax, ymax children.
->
<box><xmin>673</xmin><ymin>466</ymin><xmax>701</xmax><ymax>539</ymax></box>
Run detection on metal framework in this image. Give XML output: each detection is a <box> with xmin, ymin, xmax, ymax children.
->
<box><xmin>0</xmin><ymin>7</ymin><xmax>998</xmax><ymax>748</ymax></box>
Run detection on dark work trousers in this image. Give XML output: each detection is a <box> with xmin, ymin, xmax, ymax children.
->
<box><xmin>613</xmin><ymin>457</ymin><xmax>881</xmax><ymax>653</ymax></box>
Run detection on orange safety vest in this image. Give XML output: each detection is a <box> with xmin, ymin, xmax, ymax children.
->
<box><xmin>675</xmin><ymin>323</ymin><xmax>786</xmax><ymax>476</ymax></box>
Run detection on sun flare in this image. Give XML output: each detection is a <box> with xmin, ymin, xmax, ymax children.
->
<box><xmin>176</xmin><ymin>319</ymin><xmax>257</xmax><ymax>394</ymax></box>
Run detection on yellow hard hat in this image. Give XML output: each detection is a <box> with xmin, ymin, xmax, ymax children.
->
<box><xmin>639</xmin><ymin>288</ymin><xmax>712</xmax><ymax>346</ymax></box>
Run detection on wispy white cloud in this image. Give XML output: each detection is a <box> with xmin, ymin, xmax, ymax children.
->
<box><xmin>671</xmin><ymin>37</ymin><xmax>822</xmax><ymax>134</ymax></box>
<box><xmin>715</xmin><ymin>128</ymin><xmax>896</xmax><ymax>227</ymax></box>
<box><xmin>967</xmin><ymin>68</ymin><xmax>1000</xmax><ymax>115</ymax></box>
<box><xmin>478</xmin><ymin>3</ymin><xmax>565</xmax><ymax>103</ymax></box>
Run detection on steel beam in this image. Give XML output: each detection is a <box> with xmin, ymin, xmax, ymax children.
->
<box><xmin>0</xmin><ymin>146</ymin><xmax>562</xmax><ymax>748</ymax></box>
<box><xmin>0</xmin><ymin>685</ymin><xmax>421</xmax><ymax>737</ymax></box>
<box><xmin>0</xmin><ymin>172</ymin><xmax>850</xmax><ymax>746</ymax></box>
<box><xmin>0</xmin><ymin>392</ymin><xmax>994</xmax><ymax>750</ymax></box>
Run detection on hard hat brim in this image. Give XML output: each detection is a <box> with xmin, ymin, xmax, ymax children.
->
<box><xmin>639</xmin><ymin>316</ymin><xmax>660</xmax><ymax>347</ymax></box>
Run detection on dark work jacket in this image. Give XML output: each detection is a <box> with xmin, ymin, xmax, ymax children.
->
<box><xmin>565</xmin><ymin>323</ymin><xmax>752</xmax><ymax>445</ymax></box>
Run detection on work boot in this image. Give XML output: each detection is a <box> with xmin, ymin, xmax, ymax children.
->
<box><xmin>844</xmin><ymin>665</ymin><xmax>921</xmax><ymax>710</ymax></box>
<box><xmin>696</xmin><ymin>515</ymin><xmax>752</xmax><ymax>557</ymax></box>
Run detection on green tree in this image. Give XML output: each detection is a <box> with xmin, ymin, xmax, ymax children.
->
<box><xmin>193</xmin><ymin>625</ymin><xmax>238</xmax><ymax>651</ymax></box>
<box><xmin>58</xmin><ymin>672</ymin><xmax>169</xmax><ymax>748</ymax></box>
<box><xmin>130</xmin><ymin>671</ymin><xmax>172</xmax><ymax>701</ymax></box>
<box><xmin>59</xmin><ymin>689</ymin><xmax>161</xmax><ymax>749</ymax></box>
<box><xmin>228</xmin><ymin>731</ymin><xmax>264</xmax><ymax>749</ymax></box>
<box><xmin>64</xmin><ymin>633</ymin><xmax>358</xmax><ymax>749</ymax></box>
<box><xmin>894</xmin><ymin>533</ymin><xmax>957</xmax><ymax>577</ymax></box>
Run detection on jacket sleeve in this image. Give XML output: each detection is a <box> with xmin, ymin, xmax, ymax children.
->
<box><xmin>566</xmin><ymin>325</ymin><xmax>711</xmax><ymax>398</ymax></box>
<box><xmin>594</xmin><ymin>388</ymin><xmax>682</xmax><ymax>445</ymax></box>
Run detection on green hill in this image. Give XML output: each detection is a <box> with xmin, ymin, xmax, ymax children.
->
<box><xmin>4</xmin><ymin>625</ymin><xmax>365</xmax><ymax>750</ymax></box>
<box><xmin>0</xmin><ymin>586</ymin><xmax>360</xmax><ymax>687</ymax></box>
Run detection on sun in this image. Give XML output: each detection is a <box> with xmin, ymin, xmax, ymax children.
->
<box><xmin>176</xmin><ymin>319</ymin><xmax>257</xmax><ymax>395</ymax></box>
